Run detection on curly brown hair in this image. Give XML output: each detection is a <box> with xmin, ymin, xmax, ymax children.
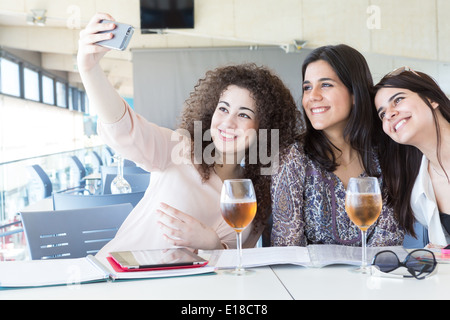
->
<box><xmin>178</xmin><ymin>63</ymin><xmax>304</xmax><ymax>233</ymax></box>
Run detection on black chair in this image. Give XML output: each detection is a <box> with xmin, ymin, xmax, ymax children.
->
<box><xmin>68</xmin><ymin>155</ymin><xmax>86</xmax><ymax>188</ymax></box>
<box><xmin>90</xmin><ymin>150</ymin><xmax>103</xmax><ymax>166</ymax></box>
<box><xmin>27</xmin><ymin>164</ymin><xmax>53</xmax><ymax>200</ymax></box>
<box><xmin>20</xmin><ymin>203</ymin><xmax>133</xmax><ymax>260</ymax></box>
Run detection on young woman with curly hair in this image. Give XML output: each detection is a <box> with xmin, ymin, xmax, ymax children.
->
<box><xmin>78</xmin><ymin>13</ymin><xmax>303</xmax><ymax>259</ymax></box>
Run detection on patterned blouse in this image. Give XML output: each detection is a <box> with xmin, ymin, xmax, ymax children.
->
<box><xmin>271</xmin><ymin>142</ymin><xmax>405</xmax><ymax>247</ymax></box>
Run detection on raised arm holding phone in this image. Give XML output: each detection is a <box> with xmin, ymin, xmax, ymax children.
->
<box><xmin>77</xmin><ymin>13</ymin><xmax>303</xmax><ymax>258</ymax></box>
<box><xmin>77</xmin><ymin>13</ymin><xmax>126</xmax><ymax>124</ymax></box>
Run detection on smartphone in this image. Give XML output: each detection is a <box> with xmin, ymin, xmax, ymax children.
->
<box><xmin>108</xmin><ymin>248</ymin><xmax>208</xmax><ymax>271</ymax></box>
<box><xmin>96</xmin><ymin>20</ymin><xmax>134</xmax><ymax>51</ymax></box>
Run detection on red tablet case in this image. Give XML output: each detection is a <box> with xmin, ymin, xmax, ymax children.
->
<box><xmin>107</xmin><ymin>255</ymin><xmax>209</xmax><ymax>273</ymax></box>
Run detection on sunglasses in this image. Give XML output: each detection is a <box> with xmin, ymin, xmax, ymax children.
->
<box><xmin>387</xmin><ymin>66</ymin><xmax>420</xmax><ymax>78</ymax></box>
<box><xmin>371</xmin><ymin>249</ymin><xmax>437</xmax><ymax>280</ymax></box>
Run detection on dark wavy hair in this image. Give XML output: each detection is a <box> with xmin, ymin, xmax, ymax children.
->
<box><xmin>301</xmin><ymin>44</ymin><xmax>381</xmax><ymax>176</ymax></box>
<box><xmin>373</xmin><ymin>70</ymin><xmax>450</xmax><ymax>236</ymax></box>
<box><xmin>178</xmin><ymin>63</ymin><xmax>304</xmax><ymax>231</ymax></box>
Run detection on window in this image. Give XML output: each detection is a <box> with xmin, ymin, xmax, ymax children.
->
<box><xmin>56</xmin><ymin>81</ymin><xmax>67</xmax><ymax>108</ymax></box>
<box><xmin>0</xmin><ymin>57</ymin><xmax>20</xmax><ymax>97</ymax></box>
<box><xmin>70</xmin><ymin>87</ymin><xmax>79</xmax><ymax>111</ymax></box>
<box><xmin>42</xmin><ymin>75</ymin><xmax>54</xmax><ymax>105</ymax></box>
<box><xmin>79</xmin><ymin>91</ymin><xmax>86</xmax><ymax>113</ymax></box>
<box><xmin>68</xmin><ymin>86</ymin><xmax>74</xmax><ymax>110</ymax></box>
<box><xmin>84</xmin><ymin>93</ymin><xmax>90</xmax><ymax>114</ymax></box>
<box><xmin>0</xmin><ymin>49</ymin><xmax>88</xmax><ymax>113</ymax></box>
<box><xmin>24</xmin><ymin>67</ymin><xmax>40</xmax><ymax>101</ymax></box>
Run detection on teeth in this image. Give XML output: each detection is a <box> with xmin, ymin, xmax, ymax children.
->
<box><xmin>220</xmin><ymin>131</ymin><xmax>235</xmax><ymax>139</ymax></box>
<box><xmin>395</xmin><ymin>119</ymin><xmax>407</xmax><ymax>132</ymax></box>
<box><xmin>311</xmin><ymin>107</ymin><xmax>328</xmax><ymax>114</ymax></box>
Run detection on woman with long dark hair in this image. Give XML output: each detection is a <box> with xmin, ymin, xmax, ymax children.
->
<box><xmin>271</xmin><ymin>44</ymin><xmax>404</xmax><ymax>247</ymax></box>
<box><xmin>374</xmin><ymin>67</ymin><xmax>450</xmax><ymax>246</ymax></box>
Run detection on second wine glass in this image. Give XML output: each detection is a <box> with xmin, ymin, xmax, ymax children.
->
<box><xmin>220</xmin><ymin>179</ymin><xmax>257</xmax><ymax>275</ymax></box>
<box><xmin>345</xmin><ymin>177</ymin><xmax>382</xmax><ymax>274</ymax></box>
<box><xmin>110</xmin><ymin>155</ymin><xmax>132</xmax><ymax>194</ymax></box>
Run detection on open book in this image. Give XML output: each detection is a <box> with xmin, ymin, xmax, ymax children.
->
<box><xmin>204</xmin><ymin>245</ymin><xmax>409</xmax><ymax>269</ymax></box>
<box><xmin>0</xmin><ymin>255</ymin><xmax>215</xmax><ymax>288</ymax></box>
<box><xmin>0</xmin><ymin>245</ymin><xmax>408</xmax><ymax>288</ymax></box>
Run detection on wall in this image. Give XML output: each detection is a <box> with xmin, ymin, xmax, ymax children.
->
<box><xmin>133</xmin><ymin>46</ymin><xmax>449</xmax><ymax>130</ymax></box>
<box><xmin>132</xmin><ymin>47</ymin><xmax>310</xmax><ymax>129</ymax></box>
<box><xmin>1</xmin><ymin>0</ymin><xmax>448</xmax><ymax>99</ymax></box>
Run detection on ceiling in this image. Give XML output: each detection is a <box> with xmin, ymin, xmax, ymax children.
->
<box><xmin>0</xmin><ymin>0</ymin><xmax>304</xmax><ymax>98</ymax></box>
<box><xmin>1</xmin><ymin>0</ymin><xmax>449</xmax><ymax>98</ymax></box>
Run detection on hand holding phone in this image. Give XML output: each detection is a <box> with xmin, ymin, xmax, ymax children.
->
<box><xmin>96</xmin><ymin>20</ymin><xmax>134</xmax><ymax>51</ymax></box>
<box><xmin>77</xmin><ymin>14</ymin><xmax>128</xmax><ymax>72</ymax></box>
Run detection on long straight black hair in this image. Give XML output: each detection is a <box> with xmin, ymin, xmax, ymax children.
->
<box><xmin>301</xmin><ymin>44</ymin><xmax>381</xmax><ymax>176</ymax></box>
<box><xmin>373</xmin><ymin>70</ymin><xmax>450</xmax><ymax>236</ymax></box>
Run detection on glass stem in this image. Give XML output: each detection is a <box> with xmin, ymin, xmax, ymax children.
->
<box><xmin>236</xmin><ymin>231</ymin><xmax>243</xmax><ymax>272</ymax></box>
<box><xmin>117</xmin><ymin>156</ymin><xmax>124</xmax><ymax>178</ymax></box>
<box><xmin>361</xmin><ymin>230</ymin><xmax>367</xmax><ymax>268</ymax></box>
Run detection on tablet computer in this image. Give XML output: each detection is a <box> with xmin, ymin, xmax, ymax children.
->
<box><xmin>108</xmin><ymin>248</ymin><xmax>208</xmax><ymax>271</ymax></box>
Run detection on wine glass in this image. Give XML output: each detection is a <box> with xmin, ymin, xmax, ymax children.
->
<box><xmin>110</xmin><ymin>155</ymin><xmax>132</xmax><ymax>194</ymax></box>
<box><xmin>345</xmin><ymin>177</ymin><xmax>382</xmax><ymax>273</ymax></box>
<box><xmin>220</xmin><ymin>179</ymin><xmax>257</xmax><ymax>275</ymax></box>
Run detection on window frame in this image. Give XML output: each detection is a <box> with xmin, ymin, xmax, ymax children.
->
<box><xmin>0</xmin><ymin>49</ymin><xmax>88</xmax><ymax>114</ymax></box>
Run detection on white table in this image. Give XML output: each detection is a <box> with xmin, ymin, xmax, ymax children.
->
<box><xmin>272</xmin><ymin>263</ymin><xmax>450</xmax><ymax>300</ymax></box>
<box><xmin>0</xmin><ymin>263</ymin><xmax>448</xmax><ymax>301</ymax></box>
<box><xmin>0</xmin><ymin>266</ymin><xmax>292</xmax><ymax>300</ymax></box>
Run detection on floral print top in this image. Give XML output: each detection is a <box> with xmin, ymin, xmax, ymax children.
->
<box><xmin>271</xmin><ymin>142</ymin><xmax>405</xmax><ymax>247</ymax></box>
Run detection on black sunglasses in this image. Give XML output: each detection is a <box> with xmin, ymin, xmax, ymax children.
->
<box><xmin>371</xmin><ymin>249</ymin><xmax>437</xmax><ymax>280</ymax></box>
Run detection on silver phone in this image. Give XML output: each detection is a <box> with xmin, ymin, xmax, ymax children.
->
<box><xmin>96</xmin><ymin>20</ymin><xmax>134</xmax><ymax>51</ymax></box>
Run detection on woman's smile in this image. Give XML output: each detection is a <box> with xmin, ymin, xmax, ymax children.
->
<box><xmin>310</xmin><ymin>106</ymin><xmax>331</xmax><ymax>115</ymax></box>
<box><xmin>210</xmin><ymin>85</ymin><xmax>259</xmax><ymax>157</ymax></box>
<box><xmin>218</xmin><ymin>129</ymin><xmax>238</xmax><ymax>141</ymax></box>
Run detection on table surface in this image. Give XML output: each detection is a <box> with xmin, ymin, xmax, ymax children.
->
<box><xmin>0</xmin><ymin>262</ymin><xmax>448</xmax><ymax>300</ymax></box>
<box><xmin>15</xmin><ymin>201</ymin><xmax>449</xmax><ymax>300</ymax></box>
<box><xmin>272</xmin><ymin>263</ymin><xmax>450</xmax><ymax>300</ymax></box>
<box><xmin>0</xmin><ymin>266</ymin><xmax>291</xmax><ymax>300</ymax></box>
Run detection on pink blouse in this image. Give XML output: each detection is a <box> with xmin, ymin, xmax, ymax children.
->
<box><xmin>95</xmin><ymin>103</ymin><xmax>259</xmax><ymax>261</ymax></box>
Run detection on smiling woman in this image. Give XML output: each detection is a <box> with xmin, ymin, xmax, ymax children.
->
<box><xmin>210</xmin><ymin>85</ymin><xmax>259</xmax><ymax>159</ymax></box>
<box><xmin>271</xmin><ymin>44</ymin><xmax>405</xmax><ymax>248</ymax></box>
<box><xmin>78</xmin><ymin>12</ymin><xmax>303</xmax><ymax>260</ymax></box>
<box><xmin>375</xmin><ymin>87</ymin><xmax>438</xmax><ymax>146</ymax></box>
<box><xmin>373</xmin><ymin>68</ymin><xmax>450</xmax><ymax>246</ymax></box>
<box><xmin>302</xmin><ymin>60</ymin><xmax>354</xmax><ymax>136</ymax></box>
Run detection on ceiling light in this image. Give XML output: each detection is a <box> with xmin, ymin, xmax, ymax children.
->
<box><xmin>27</xmin><ymin>9</ymin><xmax>47</xmax><ymax>26</ymax></box>
<box><xmin>294</xmin><ymin>40</ymin><xmax>307</xmax><ymax>50</ymax></box>
<box><xmin>282</xmin><ymin>40</ymin><xmax>308</xmax><ymax>53</ymax></box>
